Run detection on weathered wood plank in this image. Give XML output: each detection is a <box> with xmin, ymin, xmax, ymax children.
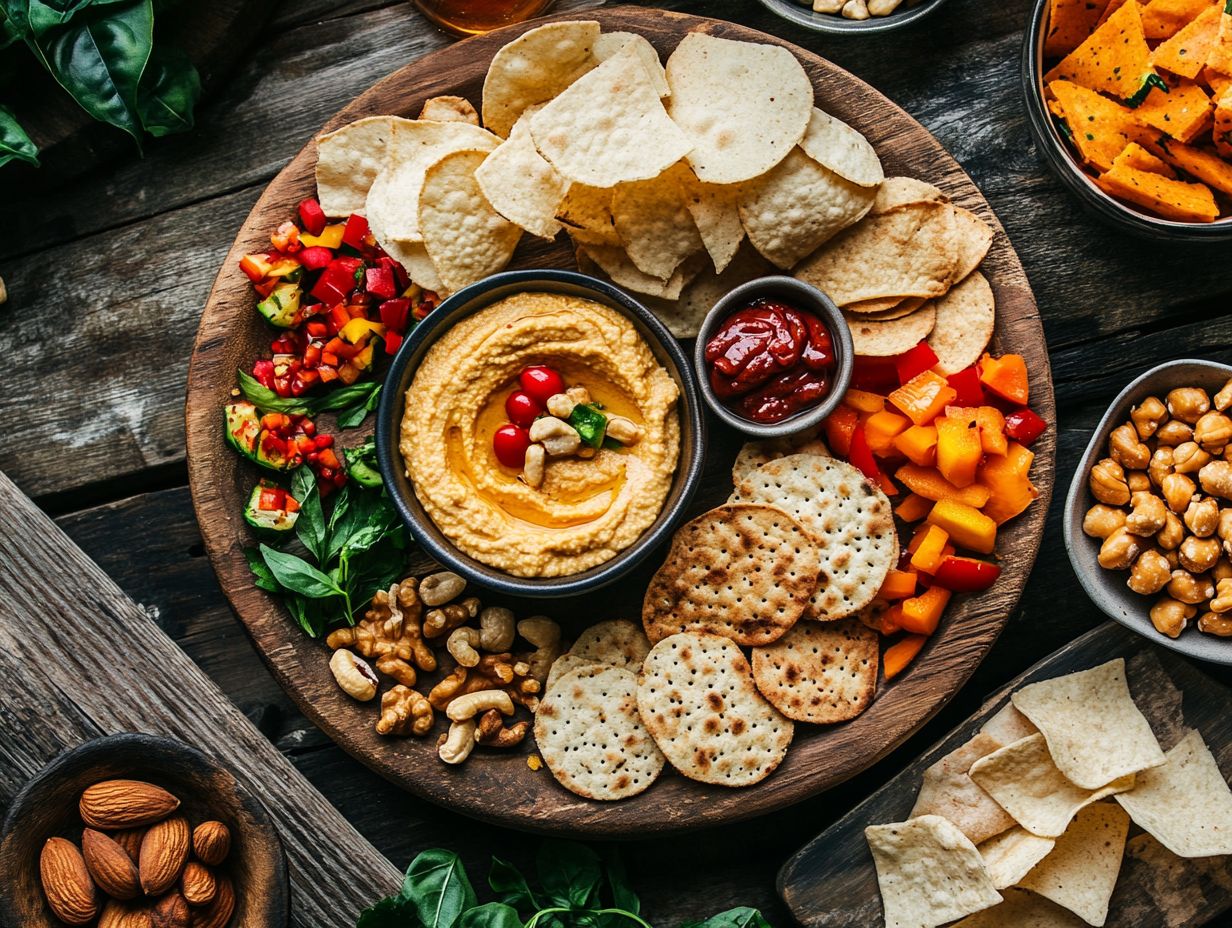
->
<box><xmin>0</xmin><ymin>470</ymin><xmax>401</xmax><ymax>925</ymax></box>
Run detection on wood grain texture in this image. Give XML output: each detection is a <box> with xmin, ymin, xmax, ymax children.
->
<box><xmin>777</xmin><ymin>622</ymin><xmax>1232</xmax><ymax>928</ymax></box>
<box><xmin>0</xmin><ymin>469</ymin><xmax>401</xmax><ymax>926</ymax></box>
<box><xmin>183</xmin><ymin>6</ymin><xmax>1056</xmax><ymax>836</ymax></box>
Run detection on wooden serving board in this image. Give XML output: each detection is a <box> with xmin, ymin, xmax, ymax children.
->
<box><xmin>184</xmin><ymin>7</ymin><xmax>1056</xmax><ymax>836</ymax></box>
<box><xmin>778</xmin><ymin>621</ymin><xmax>1232</xmax><ymax>928</ymax></box>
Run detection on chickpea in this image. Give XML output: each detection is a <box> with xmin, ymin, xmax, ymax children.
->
<box><xmin>1125</xmin><ymin>492</ymin><xmax>1168</xmax><ymax>536</ymax></box>
<box><xmin>1109</xmin><ymin>423</ymin><xmax>1151</xmax><ymax>470</ymax></box>
<box><xmin>1130</xmin><ymin>395</ymin><xmax>1168</xmax><ymax>440</ymax></box>
<box><xmin>1148</xmin><ymin>447</ymin><xmax>1174</xmax><ymax>488</ymax></box>
<box><xmin>1194</xmin><ymin>411</ymin><xmax>1232</xmax><ymax>451</ymax></box>
<box><xmin>1212</xmin><ymin>557</ymin><xmax>1232</xmax><ymax>581</ymax></box>
<box><xmin>1164</xmin><ymin>548</ymin><xmax>1181</xmax><ymax>569</ymax></box>
<box><xmin>1220</xmin><ymin>509</ymin><xmax>1232</xmax><ymax>556</ymax></box>
<box><xmin>1183</xmin><ymin>497</ymin><xmax>1220</xmax><ymax>537</ymax></box>
<box><xmin>1127</xmin><ymin>471</ymin><xmax>1151</xmax><ymax>493</ymax></box>
<box><xmin>1214</xmin><ymin>378</ymin><xmax>1232</xmax><ymax>413</ymax></box>
<box><xmin>1179</xmin><ymin>535</ymin><xmax>1221</xmax><ymax>573</ymax></box>
<box><xmin>1083</xmin><ymin>504</ymin><xmax>1126</xmax><ymax>540</ymax></box>
<box><xmin>1098</xmin><ymin>527</ymin><xmax>1142</xmax><ymax>569</ymax></box>
<box><xmin>1128</xmin><ymin>550</ymin><xmax>1172</xmax><ymax>595</ymax></box>
<box><xmin>1151</xmin><ymin>596</ymin><xmax>1196</xmax><ymax>639</ymax></box>
<box><xmin>1090</xmin><ymin>458</ymin><xmax>1131</xmax><ymax>506</ymax></box>
<box><xmin>1167</xmin><ymin>387</ymin><xmax>1211</xmax><ymax>424</ymax></box>
<box><xmin>1158</xmin><ymin>511</ymin><xmax>1185</xmax><ymax>550</ymax></box>
<box><xmin>1209</xmin><ymin>577</ymin><xmax>1232</xmax><ymax>613</ymax></box>
<box><xmin>1156</xmin><ymin>420</ymin><xmax>1194</xmax><ymax>446</ymax></box>
<box><xmin>1161</xmin><ymin>472</ymin><xmax>1196</xmax><ymax>513</ymax></box>
<box><xmin>1171</xmin><ymin>441</ymin><xmax>1211</xmax><ymax>474</ymax></box>
<box><xmin>1199</xmin><ymin>612</ymin><xmax>1232</xmax><ymax>636</ymax></box>
<box><xmin>1167</xmin><ymin>569</ymin><xmax>1214</xmax><ymax>605</ymax></box>
<box><xmin>1199</xmin><ymin>460</ymin><xmax>1232</xmax><ymax>500</ymax></box>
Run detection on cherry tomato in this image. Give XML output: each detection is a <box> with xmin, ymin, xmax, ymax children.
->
<box><xmin>493</xmin><ymin>424</ymin><xmax>531</xmax><ymax>468</ymax></box>
<box><xmin>505</xmin><ymin>390</ymin><xmax>543</xmax><ymax>428</ymax></box>
<box><xmin>519</xmin><ymin>365</ymin><xmax>565</xmax><ymax>405</ymax></box>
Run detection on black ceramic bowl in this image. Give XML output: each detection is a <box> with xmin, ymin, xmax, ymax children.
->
<box><xmin>753</xmin><ymin>0</ymin><xmax>948</xmax><ymax>34</ymax></box>
<box><xmin>693</xmin><ymin>276</ymin><xmax>853</xmax><ymax>440</ymax></box>
<box><xmin>1023</xmin><ymin>0</ymin><xmax>1232</xmax><ymax>242</ymax></box>
<box><xmin>375</xmin><ymin>269</ymin><xmax>707</xmax><ymax>598</ymax></box>
<box><xmin>1064</xmin><ymin>359</ymin><xmax>1232</xmax><ymax>666</ymax></box>
<box><xmin>0</xmin><ymin>733</ymin><xmax>289</xmax><ymax>928</ymax></box>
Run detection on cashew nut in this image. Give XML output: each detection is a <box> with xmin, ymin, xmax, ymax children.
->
<box><xmin>1131</xmin><ymin>396</ymin><xmax>1168</xmax><ymax>439</ymax></box>
<box><xmin>518</xmin><ymin>616</ymin><xmax>562</xmax><ymax>684</ymax></box>
<box><xmin>529</xmin><ymin>416</ymin><xmax>582</xmax><ymax>457</ymax></box>
<box><xmin>1150</xmin><ymin>596</ymin><xmax>1196</xmax><ymax>639</ymax></box>
<box><xmin>1209</xmin><ymin>577</ymin><xmax>1232</xmax><ymax>613</ymax></box>
<box><xmin>479</xmin><ymin>606</ymin><xmax>516</xmax><ymax>652</ymax></box>
<box><xmin>546</xmin><ymin>393</ymin><xmax>576</xmax><ymax>419</ymax></box>
<box><xmin>329</xmin><ymin>650</ymin><xmax>378</xmax><ymax>701</ymax></box>
<box><xmin>447</xmin><ymin>627</ymin><xmax>481</xmax><ymax>668</ymax></box>
<box><xmin>425</xmin><ymin>597</ymin><xmax>480</xmax><ymax>639</ymax></box>
<box><xmin>867</xmin><ymin>0</ymin><xmax>902</xmax><ymax>13</ymax></box>
<box><xmin>842</xmin><ymin>0</ymin><xmax>870</xmax><ymax>17</ymax></box>
<box><xmin>1125</xmin><ymin>492</ymin><xmax>1167</xmax><ymax>536</ymax></box>
<box><xmin>420</xmin><ymin>571</ymin><xmax>465</xmax><ymax>606</ymax></box>
<box><xmin>1083</xmin><ymin>504</ymin><xmax>1126</xmax><ymax>539</ymax></box>
<box><xmin>523</xmin><ymin>443</ymin><xmax>546</xmax><ymax>489</ymax></box>
<box><xmin>606</xmin><ymin>416</ymin><xmax>643</xmax><ymax>446</ymax></box>
<box><xmin>446</xmin><ymin>688</ymin><xmax>515</xmax><ymax>722</ymax></box>
<box><xmin>566</xmin><ymin>385</ymin><xmax>591</xmax><ymax>405</ymax></box>
<box><xmin>438</xmin><ymin>720</ymin><xmax>477</xmax><ymax>764</ymax></box>
<box><xmin>1127</xmin><ymin>471</ymin><xmax>1151</xmax><ymax>493</ymax></box>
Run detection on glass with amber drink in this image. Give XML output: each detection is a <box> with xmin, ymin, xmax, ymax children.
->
<box><xmin>412</xmin><ymin>0</ymin><xmax>554</xmax><ymax>35</ymax></box>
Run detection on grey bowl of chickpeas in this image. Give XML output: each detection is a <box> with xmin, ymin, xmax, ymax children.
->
<box><xmin>752</xmin><ymin>0</ymin><xmax>948</xmax><ymax>34</ymax></box>
<box><xmin>1065</xmin><ymin>358</ymin><xmax>1232</xmax><ymax>666</ymax></box>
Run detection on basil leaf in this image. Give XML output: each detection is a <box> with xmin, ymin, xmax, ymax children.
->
<box><xmin>489</xmin><ymin>857</ymin><xmax>541</xmax><ymax>914</ymax></box>
<box><xmin>136</xmin><ymin>43</ymin><xmax>198</xmax><ymax>136</ymax></box>
<box><xmin>679</xmin><ymin>908</ymin><xmax>772</xmax><ymax>928</ymax></box>
<box><xmin>315</xmin><ymin>380</ymin><xmax>380</xmax><ymax>413</ymax></box>
<box><xmin>1</xmin><ymin>8</ymin><xmax>22</xmax><ymax>48</ymax></box>
<box><xmin>356</xmin><ymin>895</ymin><xmax>416</xmax><ymax>928</ymax></box>
<box><xmin>338</xmin><ymin>383</ymin><xmax>381</xmax><ymax>428</ymax></box>
<box><xmin>568</xmin><ymin>404</ymin><xmax>608</xmax><ymax>449</ymax></box>
<box><xmin>344</xmin><ymin>439</ymin><xmax>383</xmax><ymax>489</ymax></box>
<box><xmin>28</xmin><ymin>0</ymin><xmax>153</xmax><ymax>144</ymax></box>
<box><xmin>291</xmin><ymin>465</ymin><xmax>326</xmax><ymax>564</ymax></box>
<box><xmin>259</xmin><ymin>543</ymin><xmax>344</xmax><ymax>599</ymax></box>
<box><xmin>404</xmin><ymin>849</ymin><xmax>478</xmax><ymax>928</ymax></box>
<box><xmin>0</xmin><ymin>105</ymin><xmax>38</xmax><ymax>167</ymax></box>
<box><xmin>537</xmin><ymin>841</ymin><xmax>602</xmax><ymax>910</ymax></box>
<box><xmin>460</xmin><ymin>903</ymin><xmax>523</xmax><ymax>928</ymax></box>
<box><xmin>243</xmin><ymin>546</ymin><xmax>280</xmax><ymax>594</ymax></box>
<box><xmin>344</xmin><ymin>537</ymin><xmax>407</xmax><ymax>620</ymax></box>
<box><xmin>342</xmin><ymin>504</ymin><xmax>402</xmax><ymax>558</ymax></box>
<box><xmin>236</xmin><ymin>369</ymin><xmax>380</xmax><ymax>416</ymax></box>
<box><xmin>602</xmin><ymin>850</ymin><xmax>639</xmax><ymax>916</ymax></box>
<box><xmin>283</xmin><ymin>591</ymin><xmax>325</xmax><ymax>638</ymax></box>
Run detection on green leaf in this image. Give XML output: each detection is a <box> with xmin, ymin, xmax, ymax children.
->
<box><xmin>344</xmin><ymin>439</ymin><xmax>384</xmax><ymax>489</ymax></box>
<box><xmin>0</xmin><ymin>105</ymin><xmax>38</xmax><ymax>167</ymax></box>
<box><xmin>258</xmin><ymin>543</ymin><xmax>344</xmax><ymax>599</ymax></box>
<box><xmin>356</xmin><ymin>894</ymin><xmax>417</xmax><ymax>928</ymax></box>
<box><xmin>236</xmin><ymin>369</ymin><xmax>379</xmax><ymax>416</ymax></box>
<box><xmin>1125</xmin><ymin>72</ymin><xmax>1169</xmax><ymax>109</ymax></box>
<box><xmin>1</xmin><ymin>8</ymin><xmax>22</xmax><ymax>48</ymax></box>
<box><xmin>679</xmin><ymin>908</ymin><xmax>772</xmax><ymax>928</ymax></box>
<box><xmin>537</xmin><ymin>841</ymin><xmax>602</xmax><ymax>910</ymax></box>
<box><xmin>602</xmin><ymin>851</ymin><xmax>639</xmax><ymax>917</ymax></box>
<box><xmin>243</xmin><ymin>546</ymin><xmax>280</xmax><ymax>594</ymax></box>
<box><xmin>338</xmin><ymin>383</ymin><xmax>382</xmax><ymax>428</ymax></box>
<box><xmin>404</xmin><ymin>850</ymin><xmax>479</xmax><ymax>928</ymax></box>
<box><xmin>292</xmin><ymin>465</ymin><xmax>327</xmax><ymax>564</ymax></box>
<box><xmin>568</xmin><ymin>404</ymin><xmax>608</xmax><ymax>449</ymax></box>
<box><xmin>460</xmin><ymin>903</ymin><xmax>523</xmax><ymax>928</ymax></box>
<box><xmin>344</xmin><ymin>536</ymin><xmax>408</xmax><ymax>621</ymax></box>
<box><xmin>27</xmin><ymin>0</ymin><xmax>153</xmax><ymax>144</ymax></box>
<box><xmin>136</xmin><ymin>43</ymin><xmax>198</xmax><ymax>136</ymax></box>
<box><xmin>489</xmin><ymin>857</ymin><xmax>541</xmax><ymax>914</ymax></box>
<box><xmin>283</xmin><ymin>591</ymin><xmax>325</xmax><ymax>638</ymax></box>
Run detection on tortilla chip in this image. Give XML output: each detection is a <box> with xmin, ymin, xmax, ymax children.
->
<box><xmin>557</xmin><ymin>184</ymin><xmax>618</xmax><ymax>246</ymax></box>
<box><xmin>1114</xmin><ymin>728</ymin><xmax>1232</xmax><ymax>857</ymax></box>
<box><xmin>1017</xmin><ymin>803</ymin><xmax>1130</xmax><ymax>927</ymax></box>
<box><xmin>978</xmin><ymin>827</ymin><xmax>1057</xmax><ymax>889</ymax></box>
<box><xmin>1011</xmin><ymin>659</ymin><xmax>1166</xmax><ymax>790</ymax></box>
<box><xmin>315</xmin><ymin>115</ymin><xmax>405</xmax><ymax>218</ymax></box>
<box><xmin>576</xmin><ymin>244</ymin><xmax>700</xmax><ymax>300</ymax></box>
<box><xmin>871</xmin><ymin>176</ymin><xmax>949</xmax><ymax>214</ymax></box>
<box><xmin>1097</xmin><ymin>156</ymin><xmax>1220</xmax><ymax>221</ymax></box>
<box><xmin>1112</xmin><ymin>141</ymin><xmax>1177</xmax><ymax>177</ymax></box>
<box><xmin>1205</xmin><ymin>64</ymin><xmax>1232</xmax><ymax>98</ymax></box>
<box><xmin>1045</xmin><ymin>0</ymin><xmax>1114</xmax><ymax>57</ymax></box>
<box><xmin>417</xmin><ymin>95</ymin><xmax>479</xmax><ymax>125</ymax></box>
<box><xmin>739</xmin><ymin>148</ymin><xmax>876</xmax><ymax>269</ymax></box>
<box><xmin>666</xmin><ymin>32</ymin><xmax>812</xmax><ymax>184</ymax></box>
<box><xmin>594</xmin><ymin>31</ymin><xmax>668</xmax><ymax>97</ymax></box>
<box><xmin>969</xmin><ymin>733</ymin><xmax>1136</xmax><ymax>837</ymax></box>
<box><xmin>927</xmin><ymin>271</ymin><xmax>996</xmax><ymax>375</ymax></box>
<box><xmin>980</xmin><ymin>702</ymin><xmax>1040</xmax><ymax>747</ymax></box>
<box><xmin>1142</xmin><ymin>0</ymin><xmax>1218</xmax><ymax>40</ymax></box>
<box><xmin>846</xmin><ymin>304</ymin><xmax>938</xmax><ymax>357</ymax></box>
<box><xmin>952</xmin><ymin>887</ymin><xmax>1087</xmax><ymax>927</ymax></box>
<box><xmin>946</xmin><ymin>207</ymin><xmax>995</xmax><ymax>284</ymax></box>
<box><xmin>910</xmin><ymin>733</ymin><xmax>1018</xmax><ymax>845</ymax></box>
<box><xmin>1048</xmin><ymin>79</ymin><xmax>1157</xmax><ymax>173</ymax></box>
<box><xmin>474</xmin><ymin>111</ymin><xmax>569</xmax><ymax>240</ymax></box>
<box><xmin>1207</xmin><ymin>11</ymin><xmax>1232</xmax><ymax>77</ymax></box>
<box><xmin>378</xmin><ymin>238</ymin><xmax>444</xmax><ymax>293</ymax></box>
<box><xmin>1216</xmin><ymin>84</ymin><xmax>1232</xmax><ymax>156</ymax></box>
<box><xmin>612</xmin><ymin>162</ymin><xmax>705</xmax><ymax>280</ymax></box>
<box><xmin>641</xmin><ymin>243</ymin><xmax>775</xmax><ymax>338</ymax></box>
<box><xmin>865</xmin><ymin>815</ymin><xmax>1003</xmax><ymax>928</ymax></box>
<box><xmin>481</xmin><ymin>20</ymin><xmax>600</xmax><ymax>138</ymax></box>
<box><xmin>1046</xmin><ymin>1</ymin><xmax>1157</xmax><ymax>101</ymax></box>
<box><xmin>681</xmin><ymin>175</ymin><xmax>746</xmax><ymax>274</ymax></box>
<box><xmin>1133</xmin><ymin>79</ymin><xmax>1212</xmax><ymax>142</ymax></box>
<box><xmin>530</xmin><ymin>46</ymin><xmax>691</xmax><ymax>187</ymax></box>
<box><xmin>849</xmin><ymin>298</ymin><xmax>927</xmax><ymax>321</ymax></box>
<box><xmin>797</xmin><ymin>107</ymin><xmax>884</xmax><ymax>188</ymax></box>
<box><xmin>1152</xmin><ymin>6</ymin><xmax>1222</xmax><ymax>78</ymax></box>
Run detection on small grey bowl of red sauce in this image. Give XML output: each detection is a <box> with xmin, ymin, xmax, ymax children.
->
<box><xmin>694</xmin><ymin>276</ymin><xmax>853</xmax><ymax>439</ymax></box>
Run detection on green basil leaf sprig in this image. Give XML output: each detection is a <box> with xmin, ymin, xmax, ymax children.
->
<box><xmin>678</xmin><ymin>910</ymin><xmax>772</xmax><ymax>928</ymax></box>
<box><xmin>237</xmin><ymin>369</ymin><xmax>381</xmax><ymax>418</ymax></box>
<box><xmin>136</xmin><ymin>43</ymin><xmax>199</xmax><ymax>136</ymax></box>
<box><xmin>406</xmin><ymin>850</ymin><xmax>479</xmax><ymax>928</ymax></box>
<box><xmin>338</xmin><ymin>382</ymin><xmax>382</xmax><ymax>428</ymax></box>
<box><xmin>292</xmin><ymin>464</ymin><xmax>327</xmax><ymax>564</ymax></box>
<box><xmin>0</xmin><ymin>104</ymin><xmax>38</xmax><ymax>166</ymax></box>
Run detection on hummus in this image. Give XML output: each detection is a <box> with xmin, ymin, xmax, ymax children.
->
<box><xmin>401</xmin><ymin>291</ymin><xmax>680</xmax><ymax>577</ymax></box>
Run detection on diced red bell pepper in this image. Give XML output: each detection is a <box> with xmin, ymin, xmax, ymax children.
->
<box><xmin>253</xmin><ymin>278</ymin><xmax>278</xmax><ymax>299</ymax></box>
<box><xmin>850</xmin><ymin>425</ymin><xmax>898</xmax><ymax>496</ymax></box>
<box><xmin>852</xmin><ymin>356</ymin><xmax>900</xmax><ymax>393</ymax></box>
<box><xmin>305</xmin><ymin>320</ymin><xmax>328</xmax><ymax>339</ymax></box>
<box><xmin>932</xmin><ymin>556</ymin><xmax>1002</xmax><ymax>593</ymax></box>
<box><xmin>379</xmin><ymin>297</ymin><xmax>412</xmax><ymax>333</ymax></box>
<box><xmin>342</xmin><ymin>213</ymin><xmax>369</xmax><ymax>251</ymax></box>
<box><xmin>378</xmin><ymin>255</ymin><xmax>410</xmax><ymax>292</ymax></box>
<box><xmin>1004</xmin><ymin>408</ymin><xmax>1047</xmax><ymax>446</ymax></box>
<box><xmin>311</xmin><ymin>257</ymin><xmax>363</xmax><ymax>307</ymax></box>
<box><xmin>825</xmin><ymin>404</ymin><xmax>860</xmax><ymax>457</ymax></box>
<box><xmin>385</xmin><ymin>331</ymin><xmax>404</xmax><ymax>355</ymax></box>
<box><xmin>298</xmin><ymin>246</ymin><xmax>334</xmax><ymax>271</ymax></box>
<box><xmin>946</xmin><ymin>366</ymin><xmax>986</xmax><ymax>406</ymax></box>
<box><xmin>895</xmin><ymin>342</ymin><xmax>939</xmax><ymax>386</ymax></box>
<box><xmin>298</xmin><ymin>198</ymin><xmax>328</xmax><ymax>236</ymax></box>
<box><xmin>365</xmin><ymin>265</ymin><xmax>397</xmax><ymax>300</ymax></box>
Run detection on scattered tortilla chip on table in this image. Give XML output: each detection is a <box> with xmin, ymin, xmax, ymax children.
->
<box><xmin>909</xmin><ymin>732</ymin><xmax>1018</xmax><ymax>845</ymax></box>
<box><xmin>417</xmin><ymin>95</ymin><xmax>479</xmax><ymax>125</ymax></box>
<box><xmin>1151</xmin><ymin>6</ymin><xmax>1223</xmax><ymax>78</ymax></box>
<box><xmin>640</xmin><ymin>243</ymin><xmax>775</xmax><ymax>338</ymax></box>
<box><xmin>980</xmin><ymin>702</ymin><xmax>1039</xmax><ymax>747</ymax></box>
<box><xmin>751</xmin><ymin>618</ymin><xmax>879</xmax><ymax>724</ymax></box>
<box><xmin>576</xmin><ymin>243</ymin><xmax>697</xmax><ymax>300</ymax></box>
<box><xmin>978</xmin><ymin>827</ymin><xmax>1057</xmax><ymax>889</ymax></box>
<box><xmin>1045</xmin><ymin>1</ymin><xmax>1158</xmax><ymax>101</ymax></box>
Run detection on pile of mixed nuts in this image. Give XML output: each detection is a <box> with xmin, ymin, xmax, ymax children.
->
<box><xmin>1084</xmin><ymin>379</ymin><xmax>1232</xmax><ymax>639</ymax></box>
<box><xmin>325</xmin><ymin>570</ymin><xmax>561</xmax><ymax>766</ymax></box>
<box><xmin>39</xmin><ymin>778</ymin><xmax>234</xmax><ymax>927</ymax></box>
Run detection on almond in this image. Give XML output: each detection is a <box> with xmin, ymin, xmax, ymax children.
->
<box><xmin>151</xmin><ymin>891</ymin><xmax>191</xmax><ymax>928</ymax></box>
<box><xmin>82</xmin><ymin>827</ymin><xmax>142</xmax><ymax>900</ymax></box>
<box><xmin>191</xmin><ymin>821</ymin><xmax>230</xmax><ymax>866</ymax></box>
<box><xmin>99</xmin><ymin>899</ymin><xmax>154</xmax><ymax>928</ymax></box>
<box><xmin>189</xmin><ymin>874</ymin><xmax>234</xmax><ymax>928</ymax></box>
<box><xmin>139</xmin><ymin>815</ymin><xmax>190</xmax><ymax>895</ymax></box>
<box><xmin>113</xmin><ymin>827</ymin><xmax>148</xmax><ymax>864</ymax></box>
<box><xmin>180</xmin><ymin>861</ymin><xmax>216</xmax><ymax>906</ymax></box>
<box><xmin>80</xmin><ymin>780</ymin><xmax>180</xmax><ymax>829</ymax></box>
<box><xmin>39</xmin><ymin>837</ymin><xmax>97</xmax><ymax>925</ymax></box>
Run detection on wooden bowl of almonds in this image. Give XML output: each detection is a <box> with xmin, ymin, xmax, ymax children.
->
<box><xmin>1064</xmin><ymin>358</ymin><xmax>1232</xmax><ymax>666</ymax></box>
<box><xmin>0</xmin><ymin>733</ymin><xmax>288</xmax><ymax>928</ymax></box>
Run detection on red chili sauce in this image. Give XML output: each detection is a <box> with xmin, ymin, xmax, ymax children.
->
<box><xmin>703</xmin><ymin>298</ymin><xmax>836</xmax><ymax>424</ymax></box>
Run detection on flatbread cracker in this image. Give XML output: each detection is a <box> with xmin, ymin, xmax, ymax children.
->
<box><xmin>545</xmin><ymin>653</ymin><xmax>607</xmax><ymax>694</ymax></box>
<box><xmin>569</xmin><ymin>619</ymin><xmax>651</xmax><ymax>672</ymax></box>
<box><xmin>846</xmin><ymin>298</ymin><xmax>927</xmax><ymax>321</ymax></box>
<box><xmin>638</xmin><ymin>632</ymin><xmax>793</xmax><ymax>786</ymax></box>
<box><xmin>534</xmin><ymin>665</ymin><xmax>665</xmax><ymax>801</ymax></box>
<box><xmin>751</xmin><ymin>618</ymin><xmax>878</xmax><ymax>724</ymax></box>
<box><xmin>846</xmin><ymin>304</ymin><xmax>938</xmax><ymax>357</ymax></box>
<box><xmin>909</xmin><ymin>732</ymin><xmax>1018</xmax><ymax>845</ymax></box>
<box><xmin>947</xmin><ymin>207</ymin><xmax>994</xmax><ymax>284</ymax></box>
<box><xmin>927</xmin><ymin>271</ymin><xmax>996</xmax><ymax>375</ymax></box>
<box><xmin>978</xmin><ymin>827</ymin><xmax>1056</xmax><ymax>889</ymax></box>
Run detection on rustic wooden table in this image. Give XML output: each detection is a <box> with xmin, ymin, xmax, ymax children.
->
<box><xmin>2</xmin><ymin>0</ymin><xmax>1232</xmax><ymax>924</ymax></box>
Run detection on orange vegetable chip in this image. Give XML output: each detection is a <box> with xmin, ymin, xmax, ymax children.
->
<box><xmin>1112</xmin><ymin>141</ymin><xmax>1178</xmax><ymax>177</ymax></box>
<box><xmin>1045</xmin><ymin>0</ymin><xmax>1113</xmax><ymax>57</ymax></box>
<box><xmin>1046</xmin><ymin>1</ymin><xmax>1157</xmax><ymax>101</ymax></box>
<box><xmin>1141</xmin><ymin>0</ymin><xmax>1218</xmax><ymax>41</ymax></box>
<box><xmin>1152</xmin><ymin>6</ymin><xmax>1222</xmax><ymax>79</ymax></box>
<box><xmin>1158</xmin><ymin>137</ymin><xmax>1232</xmax><ymax>192</ymax></box>
<box><xmin>1133</xmin><ymin>78</ymin><xmax>1213</xmax><ymax>142</ymax></box>
<box><xmin>1096</xmin><ymin>0</ymin><xmax>1134</xmax><ymax>28</ymax></box>
<box><xmin>1097</xmin><ymin>158</ymin><xmax>1220</xmax><ymax>221</ymax></box>
<box><xmin>1216</xmin><ymin>85</ymin><xmax>1232</xmax><ymax>156</ymax></box>
<box><xmin>1049</xmin><ymin>79</ymin><xmax>1157</xmax><ymax>172</ymax></box>
<box><xmin>1209</xmin><ymin>11</ymin><xmax>1232</xmax><ymax>77</ymax></box>
<box><xmin>1203</xmin><ymin>65</ymin><xmax>1232</xmax><ymax>98</ymax></box>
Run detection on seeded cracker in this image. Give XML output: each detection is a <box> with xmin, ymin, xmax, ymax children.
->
<box><xmin>569</xmin><ymin>619</ymin><xmax>651</xmax><ymax>671</ymax></box>
<box><xmin>732</xmin><ymin>454</ymin><xmax>897</xmax><ymax>620</ymax></box>
<box><xmin>535</xmin><ymin>665</ymin><xmax>665</xmax><ymax>801</ymax></box>
<box><xmin>732</xmin><ymin>435</ymin><xmax>829</xmax><ymax>485</ymax></box>
<box><xmin>642</xmin><ymin>504</ymin><xmax>822</xmax><ymax>646</ymax></box>
<box><xmin>638</xmin><ymin>632</ymin><xmax>793</xmax><ymax>786</ymax></box>
<box><xmin>545</xmin><ymin>654</ymin><xmax>607</xmax><ymax>694</ymax></box>
<box><xmin>751</xmin><ymin>618</ymin><xmax>878</xmax><ymax>724</ymax></box>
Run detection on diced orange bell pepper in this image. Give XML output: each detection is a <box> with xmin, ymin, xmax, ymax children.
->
<box><xmin>895</xmin><ymin>493</ymin><xmax>933</xmax><ymax>522</ymax></box>
<box><xmin>898</xmin><ymin>586</ymin><xmax>952</xmax><ymax>636</ymax></box>
<box><xmin>824</xmin><ymin>405</ymin><xmax>860</xmax><ymax>458</ymax></box>
<box><xmin>885</xmin><ymin>634</ymin><xmax>928</xmax><ymax>680</ymax></box>
<box><xmin>894</xmin><ymin>464</ymin><xmax>992</xmax><ymax>509</ymax></box>
<box><xmin>864</xmin><ymin>409</ymin><xmax>912</xmax><ymax>457</ymax></box>
<box><xmin>979</xmin><ymin>353</ymin><xmax>1029</xmax><ymax>406</ymax></box>
<box><xmin>909</xmin><ymin>524</ymin><xmax>951</xmax><ymax>573</ymax></box>
<box><xmin>927</xmin><ymin>499</ymin><xmax>997</xmax><ymax>554</ymax></box>
<box><xmin>844</xmin><ymin>389</ymin><xmax>887</xmax><ymax>414</ymax></box>
<box><xmin>889</xmin><ymin>371</ymin><xmax>958</xmax><ymax>427</ymax></box>
<box><xmin>893</xmin><ymin>424</ymin><xmax>938</xmax><ymax>467</ymax></box>
<box><xmin>879</xmin><ymin>569</ymin><xmax>918</xmax><ymax>601</ymax></box>
<box><xmin>936</xmin><ymin>416</ymin><xmax>983</xmax><ymax>489</ymax></box>
<box><xmin>979</xmin><ymin>441</ymin><xmax>1039</xmax><ymax>525</ymax></box>
<box><xmin>977</xmin><ymin>406</ymin><xmax>1007</xmax><ymax>456</ymax></box>
<box><xmin>863</xmin><ymin>602</ymin><xmax>903</xmax><ymax>636</ymax></box>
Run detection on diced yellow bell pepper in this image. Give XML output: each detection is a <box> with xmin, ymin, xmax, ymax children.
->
<box><xmin>879</xmin><ymin>569</ymin><xmax>918</xmax><ymax>601</ymax></box>
<box><xmin>936</xmin><ymin>416</ymin><xmax>983</xmax><ymax>489</ymax></box>
<box><xmin>884</xmin><ymin>634</ymin><xmax>927</xmax><ymax>680</ymax></box>
<box><xmin>895</xmin><ymin>464</ymin><xmax>992</xmax><ymax>509</ymax></box>
<box><xmin>889</xmin><ymin>371</ymin><xmax>958</xmax><ymax>427</ymax></box>
<box><xmin>844</xmin><ymin>389</ymin><xmax>886</xmax><ymax>414</ymax></box>
<box><xmin>301</xmin><ymin>223</ymin><xmax>346</xmax><ymax>249</ymax></box>
<box><xmin>979</xmin><ymin>441</ymin><xmax>1039</xmax><ymax>525</ymax></box>
<box><xmin>927</xmin><ymin>499</ymin><xmax>997</xmax><ymax>554</ymax></box>
<box><xmin>339</xmin><ymin>317</ymin><xmax>386</xmax><ymax>344</ymax></box>
<box><xmin>898</xmin><ymin>586</ymin><xmax>952</xmax><ymax>636</ymax></box>
<box><xmin>893</xmin><ymin>424</ymin><xmax>938</xmax><ymax>467</ymax></box>
<box><xmin>895</xmin><ymin>493</ymin><xmax>933</xmax><ymax>523</ymax></box>
<box><xmin>909</xmin><ymin>524</ymin><xmax>951</xmax><ymax>574</ymax></box>
<box><xmin>865</xmin><ymin>409</ymin><xmax>911</xmax><ymax>457</ymax></box>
